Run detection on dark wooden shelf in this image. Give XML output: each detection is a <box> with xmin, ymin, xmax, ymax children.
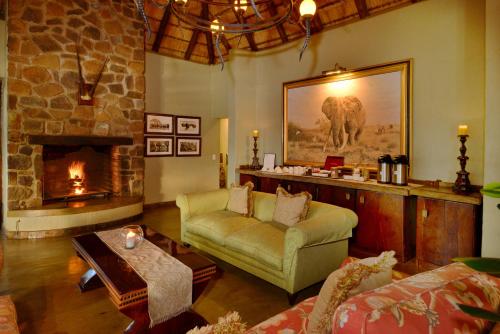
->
<box><xmin>27</xmin><ymin>135</ymin><xmax>133</xmax><ymax>146</ymax></box>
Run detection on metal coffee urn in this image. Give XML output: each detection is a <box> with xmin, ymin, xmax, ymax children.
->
<box><xmin>392</xmin><ymin>155</ymin><xmax>409</xmax><ymax>186</ymax></box>
<box><xmin>377</xmin><ymin>155</ymin><xmax>393</xmax><ymax>184</ymax></box>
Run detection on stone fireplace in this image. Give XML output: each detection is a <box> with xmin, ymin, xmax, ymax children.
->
<box><xmin>5</xmin><ymin>1</ymin><xmax>145</xmax><ymax>237</ymax></box>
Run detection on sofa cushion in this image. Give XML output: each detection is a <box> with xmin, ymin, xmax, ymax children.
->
<box><xmin>272</xmin><ymin>187</ymin><xmax>312</xmax><ymax>227</ymax></box>
<box><xmin>225</xmin><ymin>222</ymin><xmax>286</xmax><ymax>271</ymax></box>
<box><xmin>227</xmin><ymin>181</ymin><xmax>254</xmax><ymax>216</ymax></box>
<box><xmin>308</xmin><ymin>251</ymin><xmax>397</xmax><ymax>334</ymax></box>
<box><xmin>185</xmin><ymin>210</ymin><xmax>260</xmax><ymax>246</ymax></box>
<box><xmin>332</xmin><ymin>262</ymin><xmax>500</xmax><ymax>333</ymax></box>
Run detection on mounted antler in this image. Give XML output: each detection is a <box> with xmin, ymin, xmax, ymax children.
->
<box><xmin>76</xmin><ymin>36</ymin><xmax>109</xmax><ymax>106</ymax></box>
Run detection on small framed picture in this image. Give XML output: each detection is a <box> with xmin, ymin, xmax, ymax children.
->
<box><xmin>176</xmin><ymin>137</ymin><xmax>201</xmax><ymax>157</ymax></box>
<box><xmin>262</xmin><ymin>153</ymin><xmax>276</xmax><ymax>171</ymax></box>
<box><xmin>145</xmin><ymin>136</ymin><xmax>174</xmax><ymax>157</ymax></box>
<box><xmin>175</xmin><ymin>116</ymin><xmax>201</xmax><ymax>136</ymax></box>
<box><xmin>145</xmin><ymin>113</ymin><xmax>174</xmax><ymax>135</ymax></box>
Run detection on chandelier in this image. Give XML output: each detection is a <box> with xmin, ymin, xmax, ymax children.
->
<box><xmin>133</xmin><ymin>0</ymin><xmax>317</xmax><ymax>70</ymax></box>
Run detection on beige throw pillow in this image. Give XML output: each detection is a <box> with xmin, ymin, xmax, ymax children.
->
<box><xmin>272</xmin><ymin>186</ymin><xmax>312</xmax><ymax>227</ymax></box>
<box><xmin>227</xmin><ymin>182</ymin><xmax>254</xmax><ymax>216</ymax></box>
<box><xmin>307</xmin><ymin>251</ymin><xmax>397</xmax><ymax>334</ymax></box>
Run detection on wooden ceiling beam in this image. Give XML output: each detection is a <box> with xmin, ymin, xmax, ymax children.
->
<box><xmin>231</xmin><ymin>7</ymin><xmax>259</xmax><ymax>51</ymax></box>
<box><xmin>268</xmin><ymin>1</ymin><xmax>288</xmax><ymax>43</ymax></box>
<box><xmin>152</xmin><ymin>3</ymin><xmax>172</xmax><ymax>52</ymax></box>
<box><xmin>311</xmin><ymin>13</ymin><xmax>324</xmax><ymax>33</ymax></box>
<box><xmin>201</xmin><ymin>3</ymin><xmax>216</xmax><ymax>64</ymax></box>
<box><xmin>221</xmin><ymin>35</ymin><xmax>232</xmax><ymax>51</ymax></box>
<box><xmin>184</xmin><ymin>30</ymin><xmax>200</xmax><ymax>61</ymax></box>
<box><xmin>354</xmin><ymin>0</ymin><xmax>369</xmax><ymax>19</ymax></box>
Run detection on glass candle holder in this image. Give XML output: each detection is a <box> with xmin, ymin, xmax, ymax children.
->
<box><xmin>121</xmin><ymin>225</ymin><xmax>144</xmax><ymax>250</ymax></box>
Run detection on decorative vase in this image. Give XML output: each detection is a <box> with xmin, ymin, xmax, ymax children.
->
<box><xmin>121</xmin><ymin>225</ymin><xmax>144</xmax><ymax>249</ymax></box>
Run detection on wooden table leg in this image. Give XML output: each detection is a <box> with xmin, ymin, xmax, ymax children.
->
<box><xmin>121</xmin><ymin>303</ymin><xmax>150</xmax><ymax>334</ymax></box>
<box><xmin>79</xmin><ymin>268</ymin><xmax>104</xmax><ymax>292</ymax></box>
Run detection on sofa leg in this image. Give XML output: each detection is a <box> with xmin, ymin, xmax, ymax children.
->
<box><xmin>287</xmin><ymin>292</ymin><xmax>298</xmax><ymax>305</ymax></box>
<box><xmin>182</xmin><ymin>242</ymin><xmax>191</xmax><ymax>248</ymax></box>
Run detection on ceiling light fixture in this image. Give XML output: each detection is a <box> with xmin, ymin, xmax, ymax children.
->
<box><xmin>133</xmin><ymin>0</ymin><xmax>317</xmax><ymax>70</ymax></box>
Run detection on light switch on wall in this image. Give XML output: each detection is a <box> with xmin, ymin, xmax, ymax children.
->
<box><xmin>212</xmin><ymin>154</ymin><xmax>217</xmax><ymax>161</ymax></box>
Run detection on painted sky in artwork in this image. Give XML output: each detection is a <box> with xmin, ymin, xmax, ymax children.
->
<box><xmin>287</xmin><ymin>71</ymin><xmax>402</xmax><ymax>129</ymax></box>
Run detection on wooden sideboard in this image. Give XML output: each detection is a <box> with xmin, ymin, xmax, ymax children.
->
<box><xmin>239</xmin><ymin>169</ymin><xmax>482</xmax><ymax>272</ymax></box>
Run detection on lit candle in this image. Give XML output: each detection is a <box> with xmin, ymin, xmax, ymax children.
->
<box><xmin>252</xmin><ymin>130</ymin><xmax>259</xmax><ymax>138</ymax></box>
<box><xmin>458</xmin><ymin>124</ymin><xmax>468</xmax><ymax>136</ymax></box>
<box><xmin>125</xmin><ymin>231</ymin><xmax>136</xmax><ymax>249</ymax></box>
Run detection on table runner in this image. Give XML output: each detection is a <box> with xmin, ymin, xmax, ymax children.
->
<box><xmin>96</xmin><ymin>229</ymin><xmax>193</xmax><ymax>327</ymax></box>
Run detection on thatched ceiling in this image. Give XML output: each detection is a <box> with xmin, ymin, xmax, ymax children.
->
<box><xmin>145</xmin><ymin>0</ymin><xmax>421</xmax><ymax>64</ymax></box>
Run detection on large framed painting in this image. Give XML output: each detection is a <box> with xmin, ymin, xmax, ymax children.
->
<box><xmin>144</xmin><ymin>113</ymin><xmax>174</xmax><ymax>135</ymax></box>
<box><xmin>283</xmin><ymin>60</ymin><xmax>412</xmax><ymax>168</ymax></box>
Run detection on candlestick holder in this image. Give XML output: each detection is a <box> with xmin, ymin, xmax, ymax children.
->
<box><xmin>251</xmin><ymin>136</ymin><xmax>260</xmax><ymax>170</ymax></box>
<box><xmin>452</xmin><ymin>135</ymin><xmax>472</xmax><ymax>194</ymax></box>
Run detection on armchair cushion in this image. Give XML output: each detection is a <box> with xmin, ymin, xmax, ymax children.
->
<box><xmin>185</xmin><ymin>211</ymin><xmax>260</xmax><ymax>246</ymax></box>
<box><xmin>225</xmin><ymin>222</ymin><xmax>286</xmax><ymax>271</ymax></box>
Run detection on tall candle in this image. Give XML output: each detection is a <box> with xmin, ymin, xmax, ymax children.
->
<box><xmin>125</xmin><ymin>231</ymin><xmax>136</xmax><ymax>249</ymax></box>
<box><xmin>458</xmin><ymin>124</ymin><xmax>468</xmax><ymax>136</ymax></box>
<box><xmin>252</xmin><ymin>130</ymin><xmax>259</xmax><ymax>138</ymax></box>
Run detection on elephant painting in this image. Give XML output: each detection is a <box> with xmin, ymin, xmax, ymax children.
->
<box><xmin>321</xmin><ymin>96</ymin><xmax>366</xmax><ymax>152</ymax></box>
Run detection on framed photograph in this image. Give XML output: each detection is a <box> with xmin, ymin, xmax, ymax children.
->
<box><xmin>176</xmin><ymin>137</ymin><xmax>202</xmax><ymax>157</ymax></box>
<box><xmin>176</xmin><ymin>116</ymin><xmax>201</xmax><ymax>136</ymax></box>
<box><xmin>145</xmin><ymin>113</ymin><xmax>174</xmax><ymax>135</ymax></box>
<box><xmin>145</xmin><ymin>136</ymin><xmax>174</xmax><ymax>157</ymax></box>
<box><xmin>283</xmin><ymin>60</ymin><xmax>412</xmax><ymax>168</ymax></box>
<box><xmin>262</xmin><ymin>153</ymin><xmax>276</xmax><ymax>171</ymax></box>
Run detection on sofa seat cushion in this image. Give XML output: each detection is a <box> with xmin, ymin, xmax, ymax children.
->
<box><xmin>185</xmin><ymin>210</ymin><xmax>260</xmax><ymax>246</ymax></box>
<box><xmin>225</xmin><ymin>222</ymin><xmax>286</xmax><ymax>271</ymax></box>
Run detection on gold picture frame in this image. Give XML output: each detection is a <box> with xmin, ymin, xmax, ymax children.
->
<box><xmin>283</xmin><ymin>59</ymin><xmax>412</xmax><ymax>169</ymax></box>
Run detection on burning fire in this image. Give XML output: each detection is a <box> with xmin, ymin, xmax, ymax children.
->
<box><xmin>68</xmin><ymin>161</ymin><xmax>85</xmax><ymax>179</ymax></box>
<box><xmin>68</xmin><ymin>161</ymin><xmax>85</xmax><ymax>195</ymax></box>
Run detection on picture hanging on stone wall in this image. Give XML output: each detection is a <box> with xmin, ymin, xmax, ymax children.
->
<box><xmin>176</xmin><ymin>137</ymin><xmax>202</xmax><ymax>157</ymax></box>
<box><xmin>283</xmin><ymin>59</ymin><xmax>412</xmax><ymax>168</ymax></box>
<box><xmin>145</xmin><ymin>113</ymin><xmax>174</xmax><ymax>135</ymax></box>
<box><xmin>175</xmin><ymin>116</ymin><xmax>201</xmax><ymax>136</ymax></box>
<box><xmin>145</xmin><ymin>137</ymin><xmax>174</xmax><ymax>157</ymax></box>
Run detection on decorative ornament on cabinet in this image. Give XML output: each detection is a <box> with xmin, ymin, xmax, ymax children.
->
<box><xmin>453</xmin><ymin>124</ymin><xmax>472</xmax><ymax>194</ymax></box>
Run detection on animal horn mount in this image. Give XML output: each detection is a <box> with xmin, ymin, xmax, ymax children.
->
<box><xmin>76</xmin><ymin>37</ymin><xmax>109</xmax><ymax>106</ymax></box>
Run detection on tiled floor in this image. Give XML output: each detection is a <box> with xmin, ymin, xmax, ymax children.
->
<box><xmin>0</xmin><ymin>206</ymin><xmax>320</xmax><ymax>333</ymax></box>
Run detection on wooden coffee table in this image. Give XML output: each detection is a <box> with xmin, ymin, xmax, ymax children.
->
<box><xmin>73</xmin><ymin>225</ymin><xmax>217</xmax><ymax>334</ymax></box>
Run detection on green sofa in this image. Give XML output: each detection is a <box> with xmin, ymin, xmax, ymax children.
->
<box><xmin>176</xmin><ymin>189</ymin><xmax>358</xmax><ymax>296</ymax></box>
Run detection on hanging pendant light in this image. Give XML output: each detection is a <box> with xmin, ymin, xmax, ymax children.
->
<box><xmin>234</xmin><ymin>0</ymin><xmax>248</xmax><ymax>13</ymax></box>
<box><xmin>299</xmin><ymin>0</ymin><xmax>317</xmax><ymax>61</ymax></box>
<box><xmin>211</xmin><ymin>19</ymin><xmax>226</xmax><ymax>71</ymax></box>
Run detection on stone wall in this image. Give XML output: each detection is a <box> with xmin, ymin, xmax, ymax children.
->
<box><xmin>7</xmin><ymin>0</ymin><xmax>145</xmax><ymax>210</ymax></box>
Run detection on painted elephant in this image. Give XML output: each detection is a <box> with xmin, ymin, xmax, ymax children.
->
<box><xmin>321</xmin><ymin>96</ymin><xmax>366</xmax><ymax>151</ymax></box>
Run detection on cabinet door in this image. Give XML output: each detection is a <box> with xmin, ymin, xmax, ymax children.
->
<box><xmin>239</xmin><ymin>174</ymin><xmax>258</xmax><ymax>188</ymax></box>
<box><xmin>353</xmin><ymin>191</ymin><xmax>410</xmax><ymax>262</ymax></box>
<box><xmin>353</xmin><ymin>190</ymin><xmax>382</xmax><ymax>252</ymax></box>
<box><xmin>260</xmin><ymin>177</ymin><xmax>282</xmax><ymax>194</ymax></box>
<box><xmin>289</xmin><ymin>181</ymin><xmax>317</xmax><ymax>200</ymax></box>
<box><xmin>317</xmin><ymin>184</ymin><xmax>356</xmax><ymax>210</ymax></box>
<box><xmin>416</xmin><ymin>198</ymin><xmax>477</xmax><ymax>268</ymax></box>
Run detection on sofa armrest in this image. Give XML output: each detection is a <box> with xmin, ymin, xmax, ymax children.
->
<box><xmin>176</xmin><ymin>189</ymin><xmax>229</xmax><ymax>223</ymax></box>
<box><xmin>285</xmin><ymin>208</ymin><xmax>358</xmax><ymax>249</ymax></box>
